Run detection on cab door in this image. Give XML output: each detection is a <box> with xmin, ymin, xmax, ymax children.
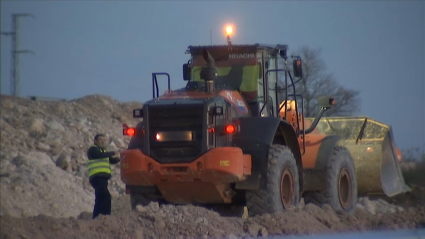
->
<box><xmin>257</xmin><ymin>51</ymin><xmax>273</xmax><ymax>117</ymax></box>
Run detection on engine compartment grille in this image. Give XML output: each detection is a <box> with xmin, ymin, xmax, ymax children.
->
<box><xmin>148</xmin><ymin>104</ymin><xmax>204</xmax><ymax>163</ymax></box>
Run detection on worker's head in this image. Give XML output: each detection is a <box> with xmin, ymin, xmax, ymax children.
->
<box><xmin>94</xmin><ymin>134</ymin><xmax>107</xmax><ymax>149</ymax></box>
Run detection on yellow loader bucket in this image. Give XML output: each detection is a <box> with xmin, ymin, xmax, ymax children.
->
<box><xmin>308</xmin><ymin>116</ymin><xmax>411</xmax><ymax>197</ymax></box>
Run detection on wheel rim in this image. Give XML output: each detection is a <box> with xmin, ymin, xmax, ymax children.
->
<box><xmin>280</xmin><ymin>168</ymin><xmax>295</xmax><ymax>208</ymax></box>
<box><xmin>338</xmin><ymin>168</ymin><xmax>353</xmax><ymax>210</ymax></box>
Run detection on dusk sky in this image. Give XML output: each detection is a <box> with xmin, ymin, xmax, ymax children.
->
<box><xmin>1</xmin><ymin>1</ymin><xmax>424</xmax><ymax>152</ymax></box>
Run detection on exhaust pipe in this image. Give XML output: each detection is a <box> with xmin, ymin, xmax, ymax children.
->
<box><xmin>200</xmin><ymin>49</ymin><xmax>217</xmax><ymax>93</ymax></box>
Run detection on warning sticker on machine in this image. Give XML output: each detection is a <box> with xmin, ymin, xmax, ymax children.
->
<box><xmin>220</xmin><ymin>160</ymin><xmax>230</xmax><ymax>166</ymax></box>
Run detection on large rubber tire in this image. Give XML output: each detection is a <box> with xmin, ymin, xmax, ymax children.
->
<box><xmin>246</xmin><ymin>145</ymin><xmax>300</xmax><ymax>217</ymax></box>
<box><xmin>304</xmin><ymin>146</ymin><xmax>358</xmax><ymax>214</ymax></box>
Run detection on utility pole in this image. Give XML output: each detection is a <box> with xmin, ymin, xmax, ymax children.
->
<box><xmin>1</xmin><ymin>13</ymin><xmax>35</xmax><ymax>97</ymax></box>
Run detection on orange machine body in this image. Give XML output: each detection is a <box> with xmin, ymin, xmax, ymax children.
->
<box><xmin>279</xmin><ymin>100</ymin><xmax>325</xmax><ymax>169</ymax></box>
<box><xmin>121</xmin><ymin>147</ymin><xmax>251</xmax><ymax>204</ymax></box>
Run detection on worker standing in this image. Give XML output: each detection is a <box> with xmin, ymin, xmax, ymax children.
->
<box><xmin>87</xmin><ymin>134</ymin><xmax>121</xmax><ymax>219</ymax></box>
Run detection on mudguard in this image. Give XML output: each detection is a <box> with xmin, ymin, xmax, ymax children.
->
<box><xmin>232</xmin><ymin>117</ymin><xmax>303</xmax><ymax>192</ymax></box>
<box><xmin>302</xmin><ymin>134</ymin><xmax>341</xmax><ymax>192</ymax></box>
<box><xmin>314</xmin><ymin>135</ymin><xmax>341</xmax><ymax>170</ymax></box>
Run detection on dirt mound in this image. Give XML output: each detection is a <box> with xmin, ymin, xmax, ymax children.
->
<box><xmin>1</xmin><ymin>198</ymin><xmax>424</xmax><ymax>239</ymax></box>
<box><xmin>0</xmin><ymin>94</ymin><xmax>424</xmax><ymax>238</ymax></box>
<box><xmin>0</xmin><ymin>94</ymin><xmax>142</xmax><ymax>218</ymax></box>
<box><xmin>0</xmin><ymin>151</ymin><xmax>94</xmax><ymax>218</ymax></box>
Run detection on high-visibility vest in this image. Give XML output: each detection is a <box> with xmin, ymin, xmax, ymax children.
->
<box><xmin>87</xmin><ymin>146</ymin><xmax>112</xmax><ymax>177</ymax></box>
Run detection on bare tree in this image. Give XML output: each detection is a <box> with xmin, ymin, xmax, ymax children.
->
<box><xmin>401</xmin><ymin>146</ymin><xmax>425</xmax><ymax>162</ymax></box>
<box><xmin>281</xmin><ymin>46</ymin><xmax>361</xmax><ymax>117</ymax></box>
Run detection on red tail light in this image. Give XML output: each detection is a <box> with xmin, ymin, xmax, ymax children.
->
<box><xmin>224</xmin><ymin>124</ymin><xmax>236</xmax><ymax>134</ymax></box>
<box><xmin>125</xmin><ymin>128</ymin><xmax>136</xmax><ymax>136</ymax></box>
<box><xmin>123</xmin><ymin>123</ymin><xmax>145</xmax><ymax>136</ymax></box>
<box><xmin>123</xmin><ymin>127</ymin><xmax>136</xmax><ymax>136</ymax></box>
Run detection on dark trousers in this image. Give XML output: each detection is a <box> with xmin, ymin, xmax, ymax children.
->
<box><xmin>89</xmin><ymin>176</ymin><xmax>111</xmax><ymax>219</ymax></box>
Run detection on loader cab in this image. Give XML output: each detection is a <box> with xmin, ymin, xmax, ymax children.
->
<box><xmin>253</xmin><ymin>46</ymin><xmax>304</xmax><ymax>120</ymax></box>
<box><xmin>183</xmin><ymin>44</ymin><xmax>302</xmax><ymax>119</ymax></box>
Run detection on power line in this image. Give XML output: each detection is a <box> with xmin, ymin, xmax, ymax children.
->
<box><xmin>1</xmin><ymin>13</ymin><xmax>35</xmax><ymax>97</ymax></box>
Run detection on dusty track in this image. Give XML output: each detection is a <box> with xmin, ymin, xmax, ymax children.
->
<box><xmin>1</xmin><ymin>192</ymin><xmax>425</xmax><ymax>239</ymax></box>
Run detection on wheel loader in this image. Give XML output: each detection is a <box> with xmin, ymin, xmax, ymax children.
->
<box><xmin>119</xmin><ymin>40</ymin><xmax>409</xmax><ymax>216</ymax></box>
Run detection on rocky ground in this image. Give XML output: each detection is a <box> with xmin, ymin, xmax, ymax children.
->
<box><xmin>0</xmin><ymin>94</ymin><xmax>424</xmax><ymax>239</ymax></box>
